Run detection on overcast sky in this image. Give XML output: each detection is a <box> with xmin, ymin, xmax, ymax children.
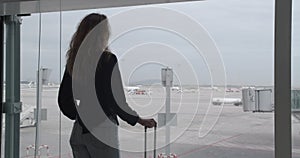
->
<box><xmin>19</xmin><ymin>0</ymin><xmax>300</xmax><ymax>87</ymax></box>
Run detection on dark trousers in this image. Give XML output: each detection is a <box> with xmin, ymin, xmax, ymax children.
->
<box><xmin>70</xmin><ymin>121</ymin><xmax>120</xmax><ymax>158</ymax></box>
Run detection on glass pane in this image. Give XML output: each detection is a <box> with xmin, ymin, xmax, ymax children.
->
<box><xmin>139</xmin><ymin>1</ymin><xmax>275</xmax><ymax>158</ymax></box>
<box><xmin>12</xmin><ymin>1</ymin><xmax>277</xmax><ymax>158</ymax></box>
<box><xmin>19</xmin><ymin>12</ymin><xmax>63</xmax><ymax>157</ymax></box>
<box><xmin>20</xmin><ymin>14</ymin><xmax>39</xmax><ymax>157</ymax></box>
<box><xmin>36</xmin><ymin>12</ymin><xmax>61</xmax><ymax>157</ymax></box>
<box><xmin>292</xmin><ymin>0</ymin><xmax>300</xmax><ymax>157</ymax></box>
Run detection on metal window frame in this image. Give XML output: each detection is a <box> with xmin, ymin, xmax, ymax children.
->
<box><xmin>0</xmin><ymin>16</ymin><xmax>4</xmax><ymax>157</ymax></box>
<box><xmin>274</xmin><ymin>0</ymin><xmax>292</xmax><ymax>158</ymax></box>
<box><xmin>3</xmin><ymin>15</ymin><xmax>22</xmax><ymax>158</ymax></box>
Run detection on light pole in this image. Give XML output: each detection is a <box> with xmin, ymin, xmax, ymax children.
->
<box><xmin>161</xmin><ymin>67</ymin><xmax>173</xmax><ymax>155</ymax></box>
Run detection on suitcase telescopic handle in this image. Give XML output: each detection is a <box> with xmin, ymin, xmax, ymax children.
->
<box><xmin>144</xmin><ymin>127</ymin><xmax>147</xmax><ymax>158</ymax></box>
<box><xmin>144</xmin><ymin>126</ymin><xmax>157</xmax><ymax>158</ymax></box>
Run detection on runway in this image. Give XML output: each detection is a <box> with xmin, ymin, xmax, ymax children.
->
<box><xmin>2</xmin><ymin>86</ymin><xmax>300</xmax><ymax>158</ymax></box>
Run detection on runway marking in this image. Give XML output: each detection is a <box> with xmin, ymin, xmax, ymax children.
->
<box><xmin>216</xmin><ymin>141</ymin><xmax>300</xmax><ymax>154</ymax></box>
<box><xmin>176</xmin><ymin>134</ymin><xmax>300</xmax><ymax>157</ymax></box>
<box><xmin>176</xmin><ymin>134</ymin><xmax>242</xmax><ymax>157</ymax></box>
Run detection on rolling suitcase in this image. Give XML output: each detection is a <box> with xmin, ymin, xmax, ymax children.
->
<box><xmin>144</xmin><ymin>126</ymin><xmax>157</xmax><ymax>158</ymax></box>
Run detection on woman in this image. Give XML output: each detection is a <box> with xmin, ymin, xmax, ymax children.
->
<box><xmin>65</xmin><ymin>13</ymin><xmax>156</xmax><ymax>157</ymax></box>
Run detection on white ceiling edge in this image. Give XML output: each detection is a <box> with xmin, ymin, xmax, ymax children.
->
<box><xmin>0</xmin><ymin>0</ymin><xmax>201</xmax><ymax>16</ymax></box>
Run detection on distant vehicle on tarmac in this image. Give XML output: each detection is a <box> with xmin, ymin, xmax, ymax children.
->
<box><xmin>212</xmin><ymin>98</ymin><xmax>242</xmax><ymax>106</ymax></box>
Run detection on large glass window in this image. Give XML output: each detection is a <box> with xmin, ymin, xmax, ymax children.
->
<box><xmin>3</xmin><ymin>0</ymin><xmax>293</xmax><ymax>158</ymax></box>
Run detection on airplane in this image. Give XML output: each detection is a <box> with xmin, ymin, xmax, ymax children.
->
<box><xmin>211</xmin><ymin>87</ymin><xmax>220</xmax><ymax>91</ymax></box>
<box><xmin>124</xmin><ymin>86</ymin><xmax>140</xmax><ymax>92</ymax></box>
<box><xmin>212</xmin><ymin>98</ymin><xmax>242</xmax><ymax>106</ymax></box>
<box><xmin>171</xmin><ymin>86</ymin><xmax>183</xmax><ymax>93</ymax></box>
<box><xmin>201</xmin><ymin>86</ymin><xmax>220</xmax><ymax>91</ymax></box>
<box><xmin>226</xmin><ymin>88</ymin><xmax>241</xmax><ymax>93</ymax></box>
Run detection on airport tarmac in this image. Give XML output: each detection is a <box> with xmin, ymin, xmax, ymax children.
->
<box><xmin>1</xmin><ymin>86</ymin><xmax>300</xmax><ymax>158</ymax></box>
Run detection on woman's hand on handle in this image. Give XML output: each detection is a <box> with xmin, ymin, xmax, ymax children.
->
<box><xmin>137</xmin><ymin>117</ymin><xmax>157</xmax><ymax>128</ymax></box>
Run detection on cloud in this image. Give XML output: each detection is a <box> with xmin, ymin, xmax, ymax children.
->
<box><xmin>18</xmin><ymin>0</ymin><xmax>298</xmax><ymax>86</ymax></box>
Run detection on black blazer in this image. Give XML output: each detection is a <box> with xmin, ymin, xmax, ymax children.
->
<box><xmin>63</xmin><ymin>51</ymin><xmax>139</xmax><ymax>133</ymax></box>
<box><xmin>95</xmin><ymin>51</ymin><xmax>139</xmax><ymax>126</ymax></box>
